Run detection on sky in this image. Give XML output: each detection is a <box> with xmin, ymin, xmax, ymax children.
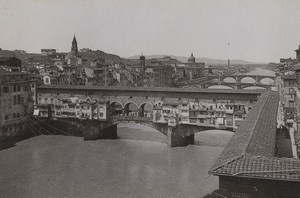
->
<box><xmin>1</xmin><ymin>0</ymin><xmax>300</xmax><ymax>62</ymax></box>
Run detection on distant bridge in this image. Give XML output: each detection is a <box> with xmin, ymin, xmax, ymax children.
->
<box><xmin>179</xmin><ymin>74</ymin><xmax>276</xmax><ymax>89</ymax></box>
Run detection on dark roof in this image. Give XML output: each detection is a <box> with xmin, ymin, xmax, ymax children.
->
<box><xmin>210</xmin><ymin>91</ymin><xmax>300</xmax><ymax>182</ymax></box>
<box><xmin>37</xmin><ymin>84</ymin><xmax>265</xmax><ymax>95</ymax></box>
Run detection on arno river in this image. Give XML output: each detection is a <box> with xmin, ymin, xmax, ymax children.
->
<box><xmin>0</xmin><ymin>123</ymin><xmax>233</xmax><ymax>198</ymax></box>
<box><xmin>0</xmin><ymin>68</ymin><xmax>275</xmax><ymax>198</ymax></box>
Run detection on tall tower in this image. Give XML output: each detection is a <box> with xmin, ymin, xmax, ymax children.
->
<box><xmin>71</xmin><ymin>34</ymin><xmax>78</xmax><ymax>56</ymax></box>
<box><xmin>140</xmin><ymin>53</ymin><xmax>146</xmax><ymax>74</ymax></box>
<box><xmin>295</xmin><ymin>45</ymin><xmax>300</xmax><ymax>63</ymax></box>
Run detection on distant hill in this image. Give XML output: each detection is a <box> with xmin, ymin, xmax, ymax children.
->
<box><xmin>0</xmin><ymin>49</ymin><xmax>132</xmax><ymax>64</ymax></box>
<box><xmin>79</xmin><ymin>50</ymin><xmax>127</xmax><ymax>64</ymax></box>
<box><xmin>0</xmin><ymin>50</ymin><xmax>40</xmax><ymax>62</ymax></box>
<box><xmin>128</xmin><ymin>55</ymin><xmax>266</xmax><ymax>65</ymax></box>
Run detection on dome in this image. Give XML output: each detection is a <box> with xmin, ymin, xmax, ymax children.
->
<box><xmin>188</xmin><ymin>53</ymin><xmax>195</xmax><ymax>63</ymax></box>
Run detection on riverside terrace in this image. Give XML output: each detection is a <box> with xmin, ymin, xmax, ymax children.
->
<box><xmin>209</xmin><ymin>91</ymin><xmax>300</xmax><ymax>197</ymax></box>
<box><xmin>36</xmin><ymin>85</ymin><xmax>264</xmax><ymax>147</ymax></box>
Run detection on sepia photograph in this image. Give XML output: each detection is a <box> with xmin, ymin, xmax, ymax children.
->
<box><xmin>0</xmin><ymin>0</ymin><xmax>300</xmax><ymax>197</ymax></box>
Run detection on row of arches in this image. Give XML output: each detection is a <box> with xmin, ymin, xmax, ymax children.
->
<box><xmin>110</xmin><ymin>102</ymin><xmax>154</xmax><ymax>118</ymax></box>
<box><xmin>221</xmin><ymin>77</ymin><xmax>275</xmax><ymax>85</ymax></box>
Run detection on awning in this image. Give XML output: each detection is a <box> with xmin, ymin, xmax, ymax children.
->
<box><xmin>33</xmin><ymin>109</ymin><xmax>40</xmax><ymax>116</ymax></box>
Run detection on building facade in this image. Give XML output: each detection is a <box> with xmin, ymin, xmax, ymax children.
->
<box><xmin>0</xmin><ymin>70</ymin><xmax>35</xmax><ymax>136</ymax></box>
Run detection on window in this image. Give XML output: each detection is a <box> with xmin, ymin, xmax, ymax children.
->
<box><xmin>17</xmin><ymin>85</ymin><xmax>21</xmax><ymax>92</ymax></box>
<box><xmin>289</xmin><ymin>80</ymin><xmax>295</xmax><ymax>85</ymax></box>
<box><xmin>3</xmin><ymin>86</ymin><xmax>9</xmax><ymax>93</ymax></box>
<box><xmin>17</xmin><ymin>113</ymin><xmax>20</xmax><ymax>118</ymax></box>
<box><xmin>289</xmin><ymin>101</ymin><xmax>295</xmax><ymax>108</ymax></box>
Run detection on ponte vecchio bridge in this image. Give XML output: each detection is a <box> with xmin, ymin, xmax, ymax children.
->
<box><xmin>36</xmin><ymin>85</ymin><xmax>264</xmax><ymax>147</ymax></box>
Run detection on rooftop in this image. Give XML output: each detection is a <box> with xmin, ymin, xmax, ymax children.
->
<box><xmin>209</xmin><ymin>91</ymin><xmax>300</xmax><ymax>182</ymax></box>
<box><xmin>38</xmin><ymin>84</ymin><xmax>265</xmax><ymax>95</ymax></box>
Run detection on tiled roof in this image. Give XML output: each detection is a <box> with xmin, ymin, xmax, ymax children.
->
<box><xmin>209</xmin><ymin>91</ymin><xmax>300</xmax><ymax>182</ymax></box>
<box><xmin>212</xmin><ymin>154</ymin><xmax>300</xmax><ymax>182</ymax></box>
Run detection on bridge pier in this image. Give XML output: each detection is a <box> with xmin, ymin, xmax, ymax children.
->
<box><xmin>167</xmin><ymin>126</ymin><xmax>195</xmax><ymax>147</ymax></box>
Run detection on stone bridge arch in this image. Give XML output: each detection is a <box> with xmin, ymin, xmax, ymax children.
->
<box><xmin>260</xmin><ymin>77</ymin><xmax>275</xmax><ymax>85</ymax></box>
<box><xmin>240</xmin><ymin>76</ymin><xmax>256</xmax><ymax>83</ymax></box>
<box><xmin>223</xmin><ymin>77</ymin><xmax>237</xmax><ymax>83</ymax></box>
<box><xmin>207</xmin><ymin>85</ymin><xmax>234</xmax><ymax>89</ymax></box>
<box><xmin>243</xmin><ymin>86</ymin><xmax>266</xmax><ymax>90</ymax></box>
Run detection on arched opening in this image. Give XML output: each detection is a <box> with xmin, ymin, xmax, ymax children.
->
<box><xmin>243</xmin><ymin>86</ymin><xmax>266</xmax><ymax>90</ymax></box>
<box><xmin>240</xmin><ymin>77</ymin><xmax>255</xmax><ymax>83</ymax></box>
<box><xmin>260</xmin><ymin>77</ymin><xmax>274</xmax><ymax>85</ymax></box>
<box><xmin>194</xmin><ymin>129</ymin><xmax>233</xmax><ymax>147</ymax></box>
<box><xmin>223</xmin><ymin>77</ymin><xmax>236</xmax><ymax>83</ymax></box>
<box><xmin>182</xmin><ymin>85</ymin><xmax>200</xmax><ymax>89</ymax></box>
<box><xmin>117</xmin><ymin>123</ymin><xmax>167</xmax><ymax>143</ymax></box>
<box><xmin>140</xmin><ymin>103</ymin><xmax>153</xmax><ymax>118</ymax></box>
<box><xmin>124</xmin><ymin>102</ymin><xmax>139</xmax><ymax>117</ymax></box>
<box><xmin>110</xmin><ymin>101</ymin><xmax>123</xmax><ymax>116</ymax></box>
<box><xmin>207</xmin><ymin>85</ymin><xmax>233</xmax><ymax>89</ymax></box>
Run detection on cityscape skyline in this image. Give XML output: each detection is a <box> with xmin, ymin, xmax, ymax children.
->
<box><xmin>2</xmin><ymin>0</ymin><xmax>300</xmax><ymax>63</ymax></box>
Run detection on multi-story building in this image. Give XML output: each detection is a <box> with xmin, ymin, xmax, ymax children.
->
<box><xmin>153</xmin><ymin>66</ymin><xmax>174</xmax><ymax>87</ymax></box>
<box><xmin>0</xmin><ymin>57</ymin><xmax>22</xmax><ymax>72</ymax></box>
<box><xmin>0</xmin><ymin>69</ymin><xmax>35</xmax><ymax>136</ymax></box>
<box><xmin>282</xmin><ymin>74</ymin><xmax>297</xmax><ymax>123</ymax></box>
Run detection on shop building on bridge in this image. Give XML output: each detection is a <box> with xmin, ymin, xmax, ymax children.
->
<box><xmin>35</xmin><ymin>85</ymin><xmax>262</xmax><ymax>131</ymax></box>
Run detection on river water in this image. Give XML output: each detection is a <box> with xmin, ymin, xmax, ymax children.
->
<box><xmin>0</xmin><ymin>123</ymin><xmax>233</xmax><ymax>198</ymax></box>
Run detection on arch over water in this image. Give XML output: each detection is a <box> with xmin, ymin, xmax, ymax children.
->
<box><xmin>260</xmin><ymin>77</ymin><xmax>274</xmax><ymax>85</ymax></box>
<box><xmin>223</xmin><ymin>77</ymin><xmax>236</xmax><ymax>83</ymax></box>
<box><xmin>240</xmin><ymin>77</ymin><xmax>256</xmax><ymax>83</ymax></box>
<box><xmin>243</xmin><ymin>86</ymin><xmax>266</xmax><ymax>90</ymax></box>
<box><xmin>124</xmin><ymin>102</ymin><xmax>139</xmax><ymax>116</ymax></box>
<box><xmin>182</xmin><ymin>85</ymin><xmax>200</xmax><ymax>89</ymax></box>
<box><xmin>207</xmin><ymin>85</ymin><xmax>233</xmax><ymax>89</ymax></box>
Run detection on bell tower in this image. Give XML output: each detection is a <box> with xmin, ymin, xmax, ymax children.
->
<box><xmin>71</xmin><ymin>34</ymin><xmax>78</xmax><ymax>56</ymax></box>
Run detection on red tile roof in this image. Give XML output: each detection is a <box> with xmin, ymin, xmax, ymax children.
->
<box><xmin>210</xmin><ymin>91</ymin><xmax>300</xmax><ymax>182</ymax></box>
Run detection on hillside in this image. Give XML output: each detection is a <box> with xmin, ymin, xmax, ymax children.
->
<box><xmin>0</xmin><ymin>49</ymin><xmax>133</xmax><ymax>64</ymax></box>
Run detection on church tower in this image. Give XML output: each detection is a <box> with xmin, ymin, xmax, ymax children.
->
<box><xmin>71</xmin><ymin>34</ymin><xmax>78</xmax><ymax>56</ymax></box>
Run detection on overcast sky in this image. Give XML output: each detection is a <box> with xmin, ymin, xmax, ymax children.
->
<box><xmin>1</xmin><ymin>0</ymin><xmax>300</xmax><ymax>62</ymax></box>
